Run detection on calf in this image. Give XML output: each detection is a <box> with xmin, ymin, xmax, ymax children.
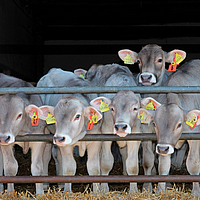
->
<box><xmin>0</xmin><ymin>73</ymin><xmax>48</xmax><ymax>195</ymax></box>
<box><xmin>84</xmin><ymin>64</ymin><xmax>155</xmax><ymax>192</ymax></box>
<box><xmin>118</xmin><ymin>44</ymin><xmax>186</xmax><ymax>87</ymax></box>
<box><xmin>137</xmin><ymin>59</ymin><xmax>200</xmax><ymax>196</ymax></box>
<box><xmin>37</xmin><ymin>68</ymin><xmax>102</xmax><ymax>192</ymax></box>
<box><xmin>91</xmin><ymin>91</ymin><xmax>144</xmax><ymax>193</ymax></box>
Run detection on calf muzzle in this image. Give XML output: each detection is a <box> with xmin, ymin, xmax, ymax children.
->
<box><xmin>53</xmin><ymin>135</ymin><xmax>72</xmax><ymax>146</ymax></box>
<box><xmin>0</xmin><ymin>135</ymin><xmax>11</xmax><ymax>144</ymax></box>
<box><xmin>156</xmin><ymin>144</ymin><xmax>174</xmax><ymax>155</ymax></box>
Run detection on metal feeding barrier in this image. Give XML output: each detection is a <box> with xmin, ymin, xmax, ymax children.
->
<box><xmin>1</xmin><ymin>86</ymin><xmax>200</xmax><ymax>185</ymax></box>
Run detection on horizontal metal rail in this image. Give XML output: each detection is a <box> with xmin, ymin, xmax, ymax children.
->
<box><xmin>1</xmin><ymin>86</ymin><xmax>200</xmax><ymax>95</ymax></box>
<box><xmin>0</xmin><ymin>175</ymin><xmax>199</xmax><ymax>183</ymax></box>
<box><xmin>15</xmin><ymin>133</ymin><xmax>200</xmax><ymax>142</ymax></box>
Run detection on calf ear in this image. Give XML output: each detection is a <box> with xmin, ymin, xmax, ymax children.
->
<box><xmin>25</xmin><ymin>105</ymin><xmax>43</xmax><ymax>118</ymax></box>
<box><xmin>84</xmin><ymin>106</ymin><xmax>102</xmax><ymax>122</ymax></box>
<box><xmin>138</xmin><ymin>108</ymin><xmax>154</xmax><ymax>124</ymax></box>
<box><xmin>39</xmin><ymin>106</ymin><xmax>55</xmax><ymax>120</ymax></box>
<box><xmin>90</xmin><ymin>97</ymin><xmax>111</xmax><ymax>111</ymax></box>
<box><xmin>74</xmin><ymin>68</ymin><xmax>87</xmax><ymax>78</ymax></box>
<box><xmin>185</xmin><ymin>110</ymin><xmax>200</xmax><ymax>126</ymax></box>
<box><xmin>141</xmin><ymin>97</ymin><xmax>161</xmax><ymax>110</ymax></box>
<box><xmin>118</xmin><ymin>49</ymin><xmax>138</xmax><ymax>64</ymax></box>
<box><xmin>165</xmin><ymin>49</ymin><xmax>186</xmax><ymax>63</ymax></box>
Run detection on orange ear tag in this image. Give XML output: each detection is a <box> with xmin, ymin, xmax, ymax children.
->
<box><xmin>168</xmin><ymin>58</ymin><xmax>177</xmax><ymax>72</ymax></box>
<box><xmin>168</xmin><ymin>53</ymin><xmax>183</xmax><ymax>72</ymax></box>
<box><xmin>87</xmin><ymin>115</ymin><xmax>93</xmax><ymax>130</ymax></box>
<box><xmin>32</xmin><ymin>111</ymin><xmax>39</xmax><ymax>126</ymax></box>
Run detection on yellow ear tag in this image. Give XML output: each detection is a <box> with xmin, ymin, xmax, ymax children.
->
<box><xmin>80</xmin><ymin>73</ymin><xmax>85</xmax><ymax>79</ymax></box>
<box><xmin>138</xmin><ymin>111</ymin><xmax>145</xmax><ymax>123</ymax></box>
<box><xmin>146</xmin><ymin>100</ymin><xmax>156</xmax><ymax>110</ymax></box>
<box><xmin>186</xmin><ymin>116</ymin><xmax>199</xmax><ymax>129</ymax></box>
<box><xmin>175</xmin><ymin>53</ymin><xmax>183</xmax><ymax>65</ymax></box>
<box><xmin>99</xmin><ymin>100</ymin><xmax>109</xmax><ymax>113</ymax></box>
<box><xmin>124</xmin><ymin>53</ymin><xmax>133</xmax><ymax>65</ymax></box>
<box><xmin>46</xmin><ymin>112</ymin><xmax>56</xmax><ymax>125</ymax></box>
<box><xmin>92</xmin><ymin>111</ymin><xmax>98</xmax><ymax>124</ymax></box>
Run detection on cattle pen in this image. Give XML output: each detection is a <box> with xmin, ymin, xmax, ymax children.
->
<box><xmin>1</xmin><ymin>86</ymin><xmax>200</xmax><ymax>189</ymax></box>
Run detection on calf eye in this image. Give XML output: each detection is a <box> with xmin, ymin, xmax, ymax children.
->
<box><xmin>136</xmin><ymin>59</ymin><xmax>140</xmax><ymax>64</ymax></box>
<box><xmin>157</xmin><ymin>58</ymin><xmax>162</xmax><ymax>63</ymax></box>
<box><xmin>133</xmin><ymin>108</ymin><xmax>137</xmax><ymax>111</ymax></box>
<box><xmin>177</xmin><ymin>123</ymin><xmax>182</xmax><ymax>129</ymax></box>
<box><xmin>74</xmin><ymin>114</ymin><xmax>81</xmax><ymax>121</ymax></box>
<box><xmin>16</xmin><ymin>113</ymin><xmax>22</xmax><ymax>120</ymax></box>
<box><xmin>110</xmin><ymin>107</ymin><xmax>114</xmax><ymax>112</ymax></box>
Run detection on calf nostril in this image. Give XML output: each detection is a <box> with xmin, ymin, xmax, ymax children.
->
<box><xmin>147</xmin><ymin>75</ymin><xmax>152</xmax><ymax>81</ymax></box>
<box><xmin>114</xmin><ymin>125</ymin><xmax>118</xmax><ymax>131</ymax></box>
<box><xmin>5</xmin><ymin>136</ymin><xmax>10</xmax><ymax>143</ymax></box>
<box><xmin>165</xmin><ymin>146</ymin><xmax>169</xmax><ymax>153</ymax></box>
<box><xmin>122</xmin><ymin>125</ymin><xmax>127</xmax><ymax>131</ymax></box>
<box><xmin>53</xmin><ymin>136</ymin><xmax>65</xmax><ymax>143</ymax></box>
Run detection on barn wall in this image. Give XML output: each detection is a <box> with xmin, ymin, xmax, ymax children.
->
<box><xmin>0</xmin><ymin>0</ymin><xmax>43</xmax><ymax>82</ymax></box>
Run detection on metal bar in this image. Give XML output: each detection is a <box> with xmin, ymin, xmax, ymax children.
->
<box><xmin>0</xmin><ymin>175</ymin><xmax>200</xmax><ymax>183</ymax></box>
<box><xmin>15</xmin><ymin>133</ymin><xmax>200</xmax><ymax>142</ymax></box>
<box><xmin>1</xmin><ymin>86</ymin><xmax>200</xmax><ymax>95</ymax></box>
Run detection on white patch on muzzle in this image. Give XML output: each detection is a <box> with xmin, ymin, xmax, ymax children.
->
<box><xmin>156</xmin><ymin>144</ymin><xmax>174</xmax><ymax>155</ymax></box>
<box><xmin>0</xmin><ymin>133</ymin><xmax>15</xmax><ymax>145</ymax></box>
<box><xmin>114</xmin><ymin>123</ymin><xmax>131</xmax><ymax>137</ymax></box>
<box><xmin>53</xmin><ymin>134</ymin><xmax>72</xmax><ymax>146</ymax></box>
<box><xmin>139</xmin><ymin>72</ymin><xmax>156</xmax><ymax>85</ymax></box>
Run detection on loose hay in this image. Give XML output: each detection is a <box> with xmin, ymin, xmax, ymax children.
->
<box><xmin>0</xmin><ymin>185</ymin><xmax>197</xmax><ymax>200</ymax></box>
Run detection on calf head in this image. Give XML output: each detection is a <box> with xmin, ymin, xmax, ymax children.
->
<box><xmin>118</xmin><ymin>44</ymin><xmax>186</xmax><ymax>86</ymax></box>
<box><xmin>0</xmin><ymin>95</ymin><xmax>43</xmax><ymax>145</ymax></box>
<box><xmin>138</xmin><ymin>97</ymin><xmax>200</xmax><ymax>156</ymax></box>
<box><xmin>40</xmin><ymin>96</ymin><xmax>102</xmax><ymax>146</ymax></box>
<box><xmin>91</xmin><ymin>91</ymin><xmax>140</xmax><ymax>137</ymax></box>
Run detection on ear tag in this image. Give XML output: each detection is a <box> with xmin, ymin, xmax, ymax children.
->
<box><xmin>87</xmin><ymin>115</ymin><xmax>93</xmax><ymax>130</ymax></box>
<box><xmin>46</xmin><ymin>112</ymin><xmax>56</xmax><ymax>125</ymax></box>
<box><xmin>168</xmin><ymin>53</ymin><xmax>183</xmax><ymax>72</ymax></box>
<box><xmin>99</xmin><ymin>100</ymin><xmax>109</xmax><ymax>113</ymax></box>
<box><xmin>32</xmin><ymin>111</ymin><xmax>39</xmax><ymax>126</ymax></box>
<box><xmin>146</xmin><ymin>100</ymin><xmax>156</xmax><ymax>110</ymax></box>
<box><xmin>186</xmin><ymin>115</ymin><xmax>199</xmax><ymax>129</ymax></box>
<box><xmin>124</xmin><ymin>53</ymin><xmax>133</xmax><ymax>65</ymax></box>
<box><xmin>138</xmin><ymin>111</ymin><xmax>145</xmax><ymax>123</ymax></box>
<box><xmin>80</xmin><ymin>73</ymin><xmax>85</xmax><ymax>79</ymax></box>
<box><xmin>92</xmin><ymin>111</ymin><xmax>98</xmax><ymax>124</ymax></box>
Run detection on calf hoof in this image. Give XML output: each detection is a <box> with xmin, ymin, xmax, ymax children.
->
<box><xmin>100</xmin><ymin>183</ymin><xmax>109</xmax><ymax>193</ymax></box>
<box><xmin>129</xmin><ymin>183</ymin><xmax>138</xmax><ymax>194</ymax></box>
<box><xmin>142</xmin><ymin>182</ymin><xmax>152</xmax><ymax>192</ymax></box>
<box><xmin>192</xmin><ymin>188</ymin><xmax>200</xmax><ymax>197</ymax></box>
<box><xmin>0</xmin><ymin>183</ymin><xmax>4</xmax><ymax>193</ymax></box>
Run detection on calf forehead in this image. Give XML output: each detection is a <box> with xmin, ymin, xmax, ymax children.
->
<box><xmin>155</xmin><ymin>104</ymin><xmax>184</xmax><ymax>124</ymax></box>
<box><xmin>0</xmin><ymin>95</ymin><xmax>24</xmax><ymax>113</ymax></box>
<box><xmin>139</xmin><ymin>45</ymin><xmax>163</xmax><ymax>60</ymax></box>
<box><xmin>55</xmin><ymin>97</ymin><xmax>84</xmax><ymax>119</ymax></box>
<box><xmin>112</xmin><ymin>91</ymin><xmax>139</xmax><ymax>108</ymax></box>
